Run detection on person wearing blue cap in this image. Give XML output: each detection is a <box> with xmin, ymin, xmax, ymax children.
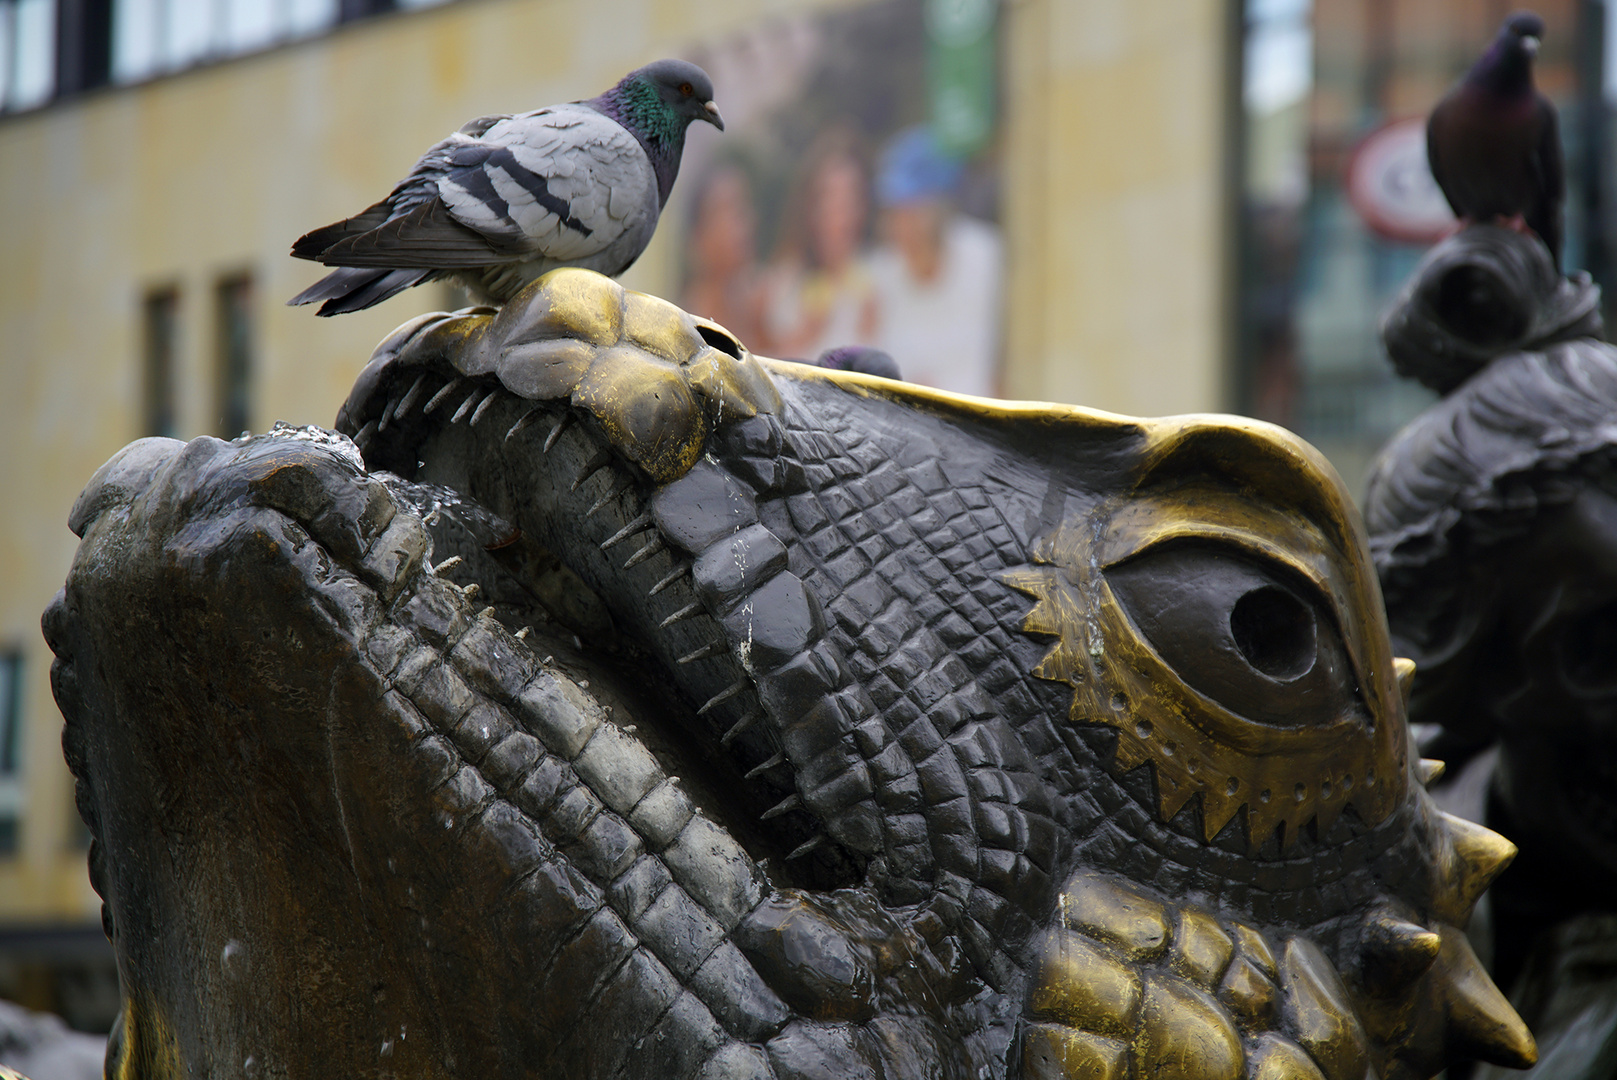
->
<box><xmin>867</xmin><ymin>126</ymin><xmax>1003</xmax><ymax>396</ymax></box>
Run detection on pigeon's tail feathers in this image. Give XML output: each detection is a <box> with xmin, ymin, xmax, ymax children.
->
<box><xmin>317</xmin><ymin>197</ymin><xmax>522</xmax><ymax>269</ymax></box>
<box><xmin>287</xmin><ymin>267</ymin><xmax>434</xmax><ymax>316</ymax></box>
<box><xmin>290</xmin><ymin>200</ymin><xmax>395</xmax><ymax>260</ymax></box>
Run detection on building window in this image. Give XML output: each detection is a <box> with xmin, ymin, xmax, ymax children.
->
<box><xmin>0</xmin><ymin>0</ymin><xmax>58</xmax><ymax>112</ymax></box>
<box><xmin>215</xmin><ymin>273</ymin><xmax>252</xmax><ymax>438</ymax></box>
<box><xmin>0</xmin><ymin>650</ymin><xmax>22</xmax><ymax>857</ymax></box>
<box><xmin>112</xmin><ymin>0</ymin><xmax>338</xmax><ymax>83</ymax></box>
<box><xmin>142</xmin><ymin>285</ymin><xmax>178</xmax><ymax>438</ymax></box>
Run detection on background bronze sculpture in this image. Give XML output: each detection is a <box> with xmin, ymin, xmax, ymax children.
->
<box><xmin>1368</xmin><ymin>224</ymin><xmax>1614</xmax><ymax>1079</ymax></box>
<box><xmin>47</xmin><ymin>270</ymin><xmax>1532</xmax><ymax>1078</ymax></box>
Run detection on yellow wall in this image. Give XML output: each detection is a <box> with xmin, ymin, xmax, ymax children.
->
<box><xmin>0</xmin><ymin>0</ymin><xmax>1234</xmax><ymax>924</ymax></box>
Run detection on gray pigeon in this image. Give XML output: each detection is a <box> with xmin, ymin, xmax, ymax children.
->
<box><xmin>289</xmin><ymin>59</ymin><xmax>723</xmax><ymax>316</ymax></box>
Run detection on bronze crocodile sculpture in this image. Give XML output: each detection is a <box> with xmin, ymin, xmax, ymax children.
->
<box><xmin>47</xmin><ymin>269</ymin><xmax>1534</xmax><ymax>1079</ymax></box>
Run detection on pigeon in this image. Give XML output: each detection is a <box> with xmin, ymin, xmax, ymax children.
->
<box><xmin>815</xmin><ymin>345</ymin><xmax>903</xmax><ymax>381</ymax></box>
<box><xmin>1427</xmin><ymin>12</ymin><xmax>1563</xmax><ymax>266</ymax></box>
<box><xmin>289</xmin><ymin>59</ymin><xmax>723</xmax><ymax>316</ymax></box>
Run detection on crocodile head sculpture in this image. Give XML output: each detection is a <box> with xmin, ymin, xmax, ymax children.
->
<box><xmin>46</xmin><ymin>269</ymin><xmax>1534</xmax><ymax>1080</ymax></box>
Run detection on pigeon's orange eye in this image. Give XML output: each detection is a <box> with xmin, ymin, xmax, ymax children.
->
<box><xmin>680</xmin><ymin>82</ymin><xmax>694</xmax><ymax>96</ymax></box>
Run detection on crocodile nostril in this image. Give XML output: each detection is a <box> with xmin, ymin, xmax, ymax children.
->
<box><xmin>698</xmin><ymin>324</ymin><xmax>744</xmax><ymax>359</ymax></box>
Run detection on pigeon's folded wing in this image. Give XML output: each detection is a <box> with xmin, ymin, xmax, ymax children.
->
<box><xmin>314</xmin><ymin>105</ymin><xmax>653</xmax><ymax>272</ymax></box>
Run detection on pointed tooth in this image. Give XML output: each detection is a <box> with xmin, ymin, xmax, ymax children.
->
<box><xmin>422</xmin><ymin>377</ymin><xmax>465</xmax><ymax>415</ymax></box>
<box><xmin>586</xmin><ymin>476</ymin><xmax>631</xmax><ymax>518</ymax></box>
<box><xmin>1394</xmin><ymin>656</ymin><xmax>1416</xmax><ymax>704</ymax></box>
<box><xmin>761</xmin><ymin>793</ymin><xmax>802</xmax><ymax>820</ymax></box>
<box><xmin>544</xmin><ymin>413</ymin><xmax>572</xmax><ymax>452</ymax></box>
<box><xmin>393</xmin><ymin>373</ymin><xmax>428</xmax><ymax>419</ymax></box>
<box><xmin>461</xmin><ymin>583</ymin><xmax>481</xmax><ymax>601</ymax></box>
<box><xmin>1438</xmin><ymin>810</ymin><xmax>1517</xmax><ymax>919</ymax></box>
<box><xmin>623</xmin><ymin>536</ymin><xmax>666</xmax><ymax>569</ymax></box>
<box><xmin>571</xmin><ymin>449</ymin><xmax>613</xmax><ymax>491</ymax></box>
<box><xmin>649</xmin><ymin>564</ymin><xmax>691</xmax><ymax>597</ymax></box>
<box><xmin>1436</xmin><ymin>926</ymin><xmax>1537</xmax><ymax>1068</ymax></box>
<box><xmin>720</xmin><ymin>709</ymin><xmax>762</xmax><ymax>746</ymax></box>
<box><xmin>786</xmin><ymin>834</ymin><xmax>828</xmax><ymax>860</ymax></box>
<box><xmin>450</xmin><ymin>387</ymin><xmax>485</xmax><ymax>423</ymax></box>
<box><xmin>515</xmin><ymin>627</ymin><xmax>532</xmax><ymax>640</ymax></box>
<box><xmin>505</xmin><ymin>407</ymin><xmax>542</xmax><ymax>443</ymax></box>
<box><xmin>469</xmin><ymin>391</ymin><xmax>499</xmax><ymax>426</ymax></box>
<box><xmin>432</xmin><ymin>555</ymin><xmax>465</xmax><ymax>575</ymax></box>
<box><xmin>353</xmin><ymin>419</ymin><xmax>378</xmax><ymax>450</ymax></box>
<box><xmin>678</xmin><ymin>641</ymin><xmax>725</xmax><ymax>665</ymax></box>
<box><xmin>659</xmin><ymin>601</ymin><xmax>703</xmax><ymax>629</ymax></box>
<box><xmin>700</xmin><ymin>680</ymin><xmax>749</xmax><ymax>715</ymax></box>
<box><xmin>599</xmin><ymin>513</ymin><xmax>653</xmax><ymax>551</ymax></box>
<box><xmin>1360</xmin><ymin>908</ymin><xmax>1442</xmax><ymax>992</ymax></box>
<box><xmin>1417</xmin><ymin>758</ymin><xmax>1445</xmax><ymax>786</ymax></box>
<box><xmin>377</xmin><ymin>395</ymin><xmax>400</xmax><ymax>431</ymax></box>
<box><xmin>744</xmin><ymin>753</ymin><xmax>785</xmax><ymax>780</ymax></box>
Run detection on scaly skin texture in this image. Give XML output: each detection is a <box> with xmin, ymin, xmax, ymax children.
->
<box><xmin>47</xmin><ymin>270</ymin><xmax>1533</xmax><ymax>1080</ymax></box>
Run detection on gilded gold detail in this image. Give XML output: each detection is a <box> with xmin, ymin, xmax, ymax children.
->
<box><xmin>1022</xmin><ymin>1023</ymin><xmax>1130</xmax><ymax>1080</ymax></box>
<box><xmin>1416</xmin><ymin>759</ymin><xmax>1445</xmax><ymax>786</ymax></box>
<box><xmin>1061</xmin><ymin>874</ymin><xmax>1171</xmax><ymax>960</ymax></box>
<box><xmin>1171</xmin><ymin>908</ymin><xmax>1235</xmax><ymax>989</ymax></box>
<box><xmin>1218</xmin><ymin>955</ymin><xmax>1278</xmax><ymax>1029</ymax></box>
<box><xmin>1135</xmin><ymin>976</ymin><xmax>1245</xmax><ymax>1080</ymax></box>
<box><xmin>1232</xmin><ymin>923</ymin><xmax>1278</xmax><ymax>978</ymax></box>
<box><xmin>1029</xmin><ymin>931</ymin><xmax>1144</xmax><ymax>1036</ymax></box>
<box><xmin>1247</xmin><ymin>1035</ymin><xmax>1329</xmax><ymax>1080</ymax></box>
<box><xmin>107</xmin><ymin>993</ymin><xmax>182</xmax><ymax>1080</ymax></box>
<box><xmin>1432</xmin><ymin>810</ymin><xmax>1517</xmax><ymax>926</ymax></box>
<box><xmin>1435</xmin><ymin>924</ymin><xmax>1537</xmax><ymax>1069</ymax></box>
<box><xmin>1394</xmin><ymin>656</ymin><xmax>1416</xmax><ymax>703</ymax></box>
<box><xmin>1278</xmin><ymin>937</ymin><xmax>1372</xmax><ymax>1080</ymax></box>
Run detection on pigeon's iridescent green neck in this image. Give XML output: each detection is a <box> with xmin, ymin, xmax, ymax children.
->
<box><xmin>596</xmin><ymin>76</ymin><xmax>689</xmax><ymax>206</ymax></box>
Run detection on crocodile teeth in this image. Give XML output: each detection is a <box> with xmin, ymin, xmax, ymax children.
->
<box><xmin>432</xmin><ymin>555</ymin><xmax>465</xmax><ymax>575</ymax></box>
<box><xmin>422</xmin><ymin>377</ymin><xmax>465</xmax><ymax>415</ymax></box>
<box><xmin>623</xmin><ymin>536</ymin><xmax>665</xmax><ymax>569</ymax></box>
<box><xmin>761</xmin><ymin>794</ymin><xmax>802</xmax><ymax>820</ymax></box>
<box><xmin>469</xmin><ymin>391</ymin><xmax>499</xmax><ymax>427</ymax></box>
<box><xmin>543</xmin><ymin>413</ymin><xmax>572</xmax><ymax>452</ymax></box>
<box><xmin>394</xmin><ymin>373</ymin><xmax>428</xmax><ymax>419</ymax></box>
<box><xmin>572</xmin><ymin>449</ymin><xmax>613</xmax><ymax>491</ymax></box>
<box><xmin>720</xmin><ymin>708</ymin><xmax>763</xmax><ymax>746</ymax></box>
<box><xmin>462</xmin><ymin>583</ymin><xmax>481</xmax><ymax>601</ymax></box>
<box><xmin>678</xmin><ymin>641</ymin><xmax>725</xmax><ymax>665</ymax></box>
<box><xmin>586</xmin><ymin>476</ymin><xmax>632</xmax><ymax>519</ymax></box>
<box><xmin>744</xmin><ymin>753</ymin><xmax>785</xmax><ymax>780</ymax></box>
<box><xmin>377</xmin><ymin>395</ymin><xmax>400</xmax><ymax>432</ymax></box>
<box><xmin>600</xmin><ymin>513</ymin><xmax>653</xmax><ymax>551</ymax></box>
<box><xmin>786</xmin><ymin>834</ymin><xmax>828</xmax><ymax>860</ymax></box>
<box><xmin>450</xmin><ymin>388</ymin><xmax>486</xmax><ymax>423</ymax></box>
<box><xmin>659</xmin><ymin>601</ymin><xmax>703</xmax><ymax>629</ymax></box>
<box><xmin>700</xmin><ymin>680</ymin><xmax>749</xmax><ymax>715</ymax></box>
<box><xmin>505</xmin><ymin>408</ymin><xmax>542</xmax><ymax>443</ymax></box>
<box><xmin>649</xmin><ymin>564</ymin><xmax>691</xmax><ymax>597</ymax></box>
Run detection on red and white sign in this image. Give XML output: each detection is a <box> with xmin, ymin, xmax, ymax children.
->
<box><xmin>1347</xmin><ymin>117</ymin><xmax>1458</xmax><ymax>244</ymax></box>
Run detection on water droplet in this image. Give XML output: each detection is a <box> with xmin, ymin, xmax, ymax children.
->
<box><xmin>1135</xmin><ymin>720</ymin><xmax>1153</xmax><ymax>738</ymax></box>
<box><xmin>1226</xmin><ymin>777</ymin><xmax>1239</xmax><ymax>796</ymax></box>
<box><xmin>1293</xmin><ymin>783</ymin><xmax>1307</xmax><ymax>803</ymax></box>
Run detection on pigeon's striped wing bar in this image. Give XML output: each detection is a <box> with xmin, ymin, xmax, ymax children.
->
<box><xmin>311</xmin><ymin>105</ymin><xmax>653</xmax><ymax>272</ymax></box>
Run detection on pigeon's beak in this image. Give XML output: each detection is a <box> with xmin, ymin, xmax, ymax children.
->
<box><xmin>702</xmin><ymin>100</ymin><xmax>725</xmax><ymax>131</ymax></box>
<box><xmin>1523</xmin><ymin>35</ymin><xmax>1541</xmax><ymax>55</ymax></box>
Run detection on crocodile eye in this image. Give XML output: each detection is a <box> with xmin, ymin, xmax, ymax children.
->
<box><xmin>1105</xmin><ymin>543</ymin><xmax>1367</xmax><ymax>730</ymax></box>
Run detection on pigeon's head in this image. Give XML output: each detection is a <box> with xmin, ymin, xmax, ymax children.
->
<box><xmin>628</xmin><ymin>58</ymin><xmax>725</xmax><ymax>132</ymax></box>
<box><xmin>1504</xmin><ymin>11</ymin><xmax>1546</xmax><ymax>55</ymax></box>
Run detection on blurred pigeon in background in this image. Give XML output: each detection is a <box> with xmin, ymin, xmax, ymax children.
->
<box><xmin>290</xmin><ymin>59</ymin><xmax>723</xmax><ymax>315</ymax></box>
<box><xmin>815</xmin><ymin>345</ymin><xmax>902</xmax><ymax>380</ymax></box>
<box><xmin>1427</xmin><ymin>12</ymin><xmax>1563</xmax><ymax>266</ymax></box>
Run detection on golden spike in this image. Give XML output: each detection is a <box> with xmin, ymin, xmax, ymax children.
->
<box><xmin>1437</xmin><ymin>811</ymin><xmax>1516</xmax><ymax>920</ymax></box>
<box><xmin>1435</xmin><ymin>925</ymin><xmax>1537</xmax><ymax>1068</ymax></box>
<box><xmin>1359</xmin><ymin>908</ymin><xmax>1442</xmax><ymax>994</ymax></box>
<box><xmin>1393</xmin><ymin>656</ymin><xmax>1416</xmax><ymax>704</ymax></box>
<box><xmin>1416</xmin><ymin>758</ymin><xmax>1445</xmax><ymax>786</ymax></box>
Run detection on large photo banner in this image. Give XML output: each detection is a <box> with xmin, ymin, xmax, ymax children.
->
<box><xmin>679</xmin><ymin>0</ymin><xmax>1004</xmax><ymax>397</ymax></box>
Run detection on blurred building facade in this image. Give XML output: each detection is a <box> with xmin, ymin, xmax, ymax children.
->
<box><xmin>0</xmin><ymin>0</ymin><xmax>1239</xmax><ymax>1027</ymax></box>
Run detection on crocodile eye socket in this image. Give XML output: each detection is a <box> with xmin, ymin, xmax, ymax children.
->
<box><xmin>1105</xmin><ymin>543</ymin><xmax>1367</xmax><ymax>730</ymax></box>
